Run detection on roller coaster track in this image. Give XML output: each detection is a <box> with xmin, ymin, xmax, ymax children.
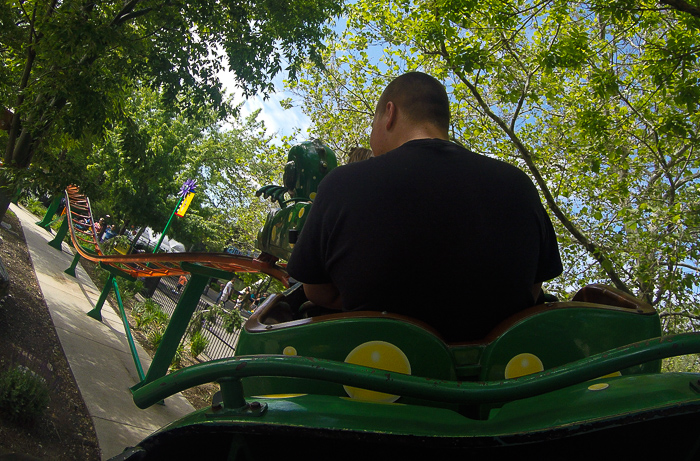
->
<box><xmin>64</xmin><ymin>185</ymin><xmax>289</xmax><ymax>284</ymax></box>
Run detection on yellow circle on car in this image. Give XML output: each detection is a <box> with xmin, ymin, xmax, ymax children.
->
<box><xmin>298</xmin><ymin>207</ymin><xmax>305</xmax><ymax>219</ymax></box>
<box><xmin>343</xmin><ymin>341</ymin><xmax>411</xmax><ymax>403</ymax></box>
<box><xmin>254</xmin><ymin>394</ymin><xmax>307</xmax><ymax>399</ymax></box>
<box><xmin>505</xmin><ymin>353</ymin><xmax>544</xmax><ymax>379</ymax></box>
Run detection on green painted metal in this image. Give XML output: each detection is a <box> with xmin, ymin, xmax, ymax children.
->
<box><xmin>218</xmin><ymin>378</ymin><xmax>247</xmax><ymax>410</ymax></box>
<box><xmin>47</xmin><ymin>216</ymin><xmax>68</xmax><ymax>250</ymax></box>
<box><xmin>236</xmin><ymin>314</ymin><xmax>457</xmax><ymax>406</ymax></box>
<box><xmin>36</xmin><ymin>196</ymin><xmax>62</xmax><ymax>229</ymax></box>
<box><xmin>131</xmin><ymin>332</ymin><xmax>700</xmax><ymax>411</ymax></box>
<box><xmin>113</xmin><ymin>277</ymin><xmax>146</xmax><ymax>381</ymax></box>
<box><xmin>64</xmin><ymin>252</ymin><xmax>80</xmax><ymax>277</ymax></box>
<box><xmin>478</xmin><ymin>305</ymin><xmax>662</xmax><ymax>382</ymax></box>
<box><xmin>256</xmin><ymin>140</ymin><xmax>337</xmax><ymax>261</ymax></box>
<box><xmin>135</xmin><ymin>273</ymin><xmax>208</xmax><ymax>389</ymax></box>
<box><xmin>143</xmin><ymin>372</ymin><xmax>700</xmax><ymax>438</ymax></box>
<box><xmin>124</xmin><ymin>370</ymin><xmax>700</xmax><ymax>461</ymax></box>
<box><xmin>152</xmin><ymin>194</ymin><xmax>184</xmax><ymax>255</ymax></box>
<box><xmin>134</xmin><ymin>262</ymin><xmax>234</xmax><ymax>390</ymax></box>
<box><xmin>283</xmin><ymin>139</ymin><xmax>337</xmax><ymax>201</ymax></box>
<box><xmin>233</xmin><ymin>285</ymin><xmax>665</xmax><ymax>409</ymax></box>
<box><xmin>87</xmin><ymin>263</ymin><xmax>137</xmax><ymax>321</ymax></box>
<box><xmin>256</xmin><ymin>202</ymin><xmax>313</xmax><ymax>262</ymax></box>
<box><xmin>87</xmin><ymin>273</ymin><xmax>114</xmax><ymax>322</ymax></box>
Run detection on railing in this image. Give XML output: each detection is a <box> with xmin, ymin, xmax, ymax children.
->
<box><xmin>132</xmin><ymin>333</ymin><xmax>700</xmax><ymax>411</ymax></box>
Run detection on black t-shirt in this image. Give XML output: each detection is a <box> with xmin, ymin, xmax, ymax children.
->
<box><xmin>287</xmin><ymin>139</ymin><xmax>562</xmax><ymax>342</ymax></box>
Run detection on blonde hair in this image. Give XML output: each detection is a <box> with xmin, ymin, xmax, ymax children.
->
<box><xmin>348</xmin><ymin>147</ymin><xmax>373</xmax><ymax>163</ymax></box>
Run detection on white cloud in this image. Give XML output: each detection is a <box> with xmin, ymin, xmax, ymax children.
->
<box><xmin>218</xmin><ymin>69</ymin><xmax>310</xmax><ymax>142</ymax></box>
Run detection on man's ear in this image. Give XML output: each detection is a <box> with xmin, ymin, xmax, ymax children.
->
<box><xmin>384</xmin><ymin>101</ymin><xmax>397</xmax><ymax>130</ymax></box>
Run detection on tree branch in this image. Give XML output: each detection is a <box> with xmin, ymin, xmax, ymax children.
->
<box><xmin>110</xmin><ymin>0</ymin><xmax>143</xmax><ymax>26</ymax></box>
<box><xmin>660</xmin><ymin>0</ymin><xmax>700</xmax><ymax>18</ymax></box>
<box><xmin>439</xmin><ymin>41</ymin><xmax>632</xmax><ymax>294</ymax></box>
<box><xmin>659</xmin><ymin>311</ymin><xmax>700</xmax><ymax>322</ymax></box>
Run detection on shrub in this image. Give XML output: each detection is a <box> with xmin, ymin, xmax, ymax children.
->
<box><xmin>663</xmin><ymin>354</ymin><xmax>700</xmax><ymax>373</ymax></box>
<box><xmin>190</xmin><ymin>330</ymin><xmax>209</xmax><ymax>358</ymax></box>
<box><xmin>188</xmin><ymin>311</ymin><xmax>204</xmax><ymax>337</ymax></box>
<box><xmin>19</xmin><ymin>196</ymin><xmax>46</xmax><ymax>218</ymax></box>
<box><xmin>133</xmin><ymin>299</ymin><xmax>167</xmax><ymax>331</ymax></box>
<box><xmin>103</xmin><ymin>235</ymin><xmax>130</xmax><ymax>255</ymax></box>
<box><xmin>119</xmin><ymin>279</ymin><xmax>145</xmax><ymax>299</ymax></box>
<box><xmin>0</xmin><ymin>365</ymin><xmax>50</xmax><ymax>424</ymax></box>
<box><xmin>203</xmin><ymin>308</ymin><xmax>218</xmax><ymax>325</ymax></box>
<box><xmin>221</xmin><ymin>309</ymin><xmax>244</xmax><ymax>334</ymax></box>
<box><xmin>147</xmin><ymin>329</ymin><xmax>164</xmax><ymax>350</ymax></box>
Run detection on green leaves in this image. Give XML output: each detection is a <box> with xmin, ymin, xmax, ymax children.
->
<box><xmin>287</xmin><ymin>0</ymin><xmax>700</xmax><ymax>334</ymax></box>
<box><xmin>0</xmin><ymin>0</ymin><xmax>342</xmax><ymax>200</ymax></box>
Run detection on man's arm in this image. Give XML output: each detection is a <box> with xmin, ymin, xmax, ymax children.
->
<box><xmin>303</xmin><ymin>283</ymin><xmax>343</xmax><ymax>310</ymax></box>
<box><xmin>532</xmin><ymin>282</ymin><xmax>543</xmax><ymax>304</ymax></box>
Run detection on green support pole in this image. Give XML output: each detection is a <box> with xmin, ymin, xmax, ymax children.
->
<box><xmin>218</xmin><ymin>377</ymin><xmax>247</xmax><ymax>410</ymax></box>
<box><xmin>64</xmin><ymin>252</ymin><xmax>80</xmax><ymax>277</ymax></box>
<box><xmin>133</xmin><ymin>261</ymin><xmax>235</xmax><ymax>390</ymax></box>
<box><xmin>87</xmin><ymin>263</ymin><xmax>137</xmax><ymax>321</ymax></box>
<box><xmin>36</xmin><ymin>196</ymin><xmax>62</xmax><ymax>229</ymax></box>
<box><xmin>48</xmin><ymin>217</ymin><xmax>69</xmax><ymax>251</ymax></box>
<box><xmin>136</xmin><ymin>272</ymin><xmax>209</xmax><ymax>388</ymax></box>
<box><xmin>11</xmin><ymin>187</ymin><xmax>22</xmax><ymax>205</ymax></box>
<box><xmin>113</xmin><ymin>277</ymin><xmax>146</xmax><ymax>381</ymax></box>
<box><xmin>152</xmin><ymin>194</ymin><xmax>184</xmax><ymax>255</ymax></box>
<box><xmin>87</xmin><ymin>274</ymin><xmax>114</xmax><ymax>321</ymax></box>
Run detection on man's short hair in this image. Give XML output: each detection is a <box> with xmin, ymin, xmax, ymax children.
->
<box><xmin>377</xmin><ymin>72</ymin><xmax>450</xmax><ymax>132</ymax></box>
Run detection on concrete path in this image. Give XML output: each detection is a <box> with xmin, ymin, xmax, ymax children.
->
<box><xmin>10</xmin><ymin>204</ymin><xmax>194</xmax><ymax>460</ymax></box>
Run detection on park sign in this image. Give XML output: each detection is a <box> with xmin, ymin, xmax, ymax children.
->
<box><xmin>175</xmin><ymin>179</ymin><xmax>197</xmax><ymax>218</ymax></box>
<box><xmin>175</xmin><ymin>192</ymin><xmax>194</xmax><ymax>217</ymax></box>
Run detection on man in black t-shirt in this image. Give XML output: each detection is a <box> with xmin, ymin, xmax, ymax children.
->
<box><xmin>286</xmin><ymin>72</ymin><xmax>562</xmax><ymax>342</ymax></box>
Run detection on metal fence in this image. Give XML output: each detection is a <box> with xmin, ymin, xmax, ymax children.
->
<box><xmin>147</xmin><ymin>276</ymin><xmax>243</xmax><ymax>360</ymax></box>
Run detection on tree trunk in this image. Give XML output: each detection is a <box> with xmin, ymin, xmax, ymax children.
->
<box><xmin>0</xmin><ymin>183</ymin><xmax>14</xmax><ymax>223</ymax></box>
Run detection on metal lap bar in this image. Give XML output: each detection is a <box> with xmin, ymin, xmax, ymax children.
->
<box><xmin>132</xmin><ymin>333</ymin><xmax>700</xmax><ymax>411</ymax></box>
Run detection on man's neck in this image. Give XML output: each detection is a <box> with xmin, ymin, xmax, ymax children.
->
<box><xmin>392</xmin><ymin>123</ymin><xmax>448</xmax><ymax>150</ymax></box>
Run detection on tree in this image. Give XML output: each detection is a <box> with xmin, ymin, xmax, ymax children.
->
<box><xmin>0</xmin><ymin>0</ymin><xmax>342</xmax><ymax>219</ymax></box>
<box><xmin>79</xmin><ymin>85</ymin><xmax>287</xmax><ymax>253</ymax></box>
<box><xmin>287</xmin><ymin>0</ymin><xmax>700</xmax><ymax>332</ymax></box>
<box><xmin>169</xmin><ymin>109</ymin><xmax>288</xmax><ymax>253</ymax></box>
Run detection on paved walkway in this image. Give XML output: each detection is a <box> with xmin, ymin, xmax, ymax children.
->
<box><xmin>10</xmin><ymin>204</ymin><xmax>194</xmax><ymax>460</ymax></box>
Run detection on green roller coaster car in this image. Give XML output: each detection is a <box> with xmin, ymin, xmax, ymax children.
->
<box><xmin>118</xmin><ymin>282</ymin><xmax>700</xmax><ymax>460</ymax></box>
<box><xmin>112</xmin><ymin>141</ymin><xmax>700</xmax><ymax>460</ymax></box>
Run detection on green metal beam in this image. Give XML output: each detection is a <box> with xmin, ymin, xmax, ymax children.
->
<box><xmin>47</xmin><ymin>216</ymin><xmax>68</xmax><ymax>251</ymax></box>
<box><xmin>133</xmin><ymin>271</ymin><xmax>212</xmax><ymax>390</ymax></box>
<box><xmin>132</xmin><ymin>333</ymin><xmax>700</xmax><ymax>410</ymax></box>
<box><xmin>64</xmin><ymin>252</ymin><xmax>80</xmax><ymax>277</ymax></box>
<box><xmin>36</xmin><ymin>196</ymin><xmax>62</xmax><ymax>229</ymax></box>
<box><xmin>113</xmin><ymin>277</ymin><xmax>146</xmax><ymax>381</ymax></box>
<box><xmin>87</xmin><ymin>274</ymin><xmax>114</xmax><ymax>321</ymax></box>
